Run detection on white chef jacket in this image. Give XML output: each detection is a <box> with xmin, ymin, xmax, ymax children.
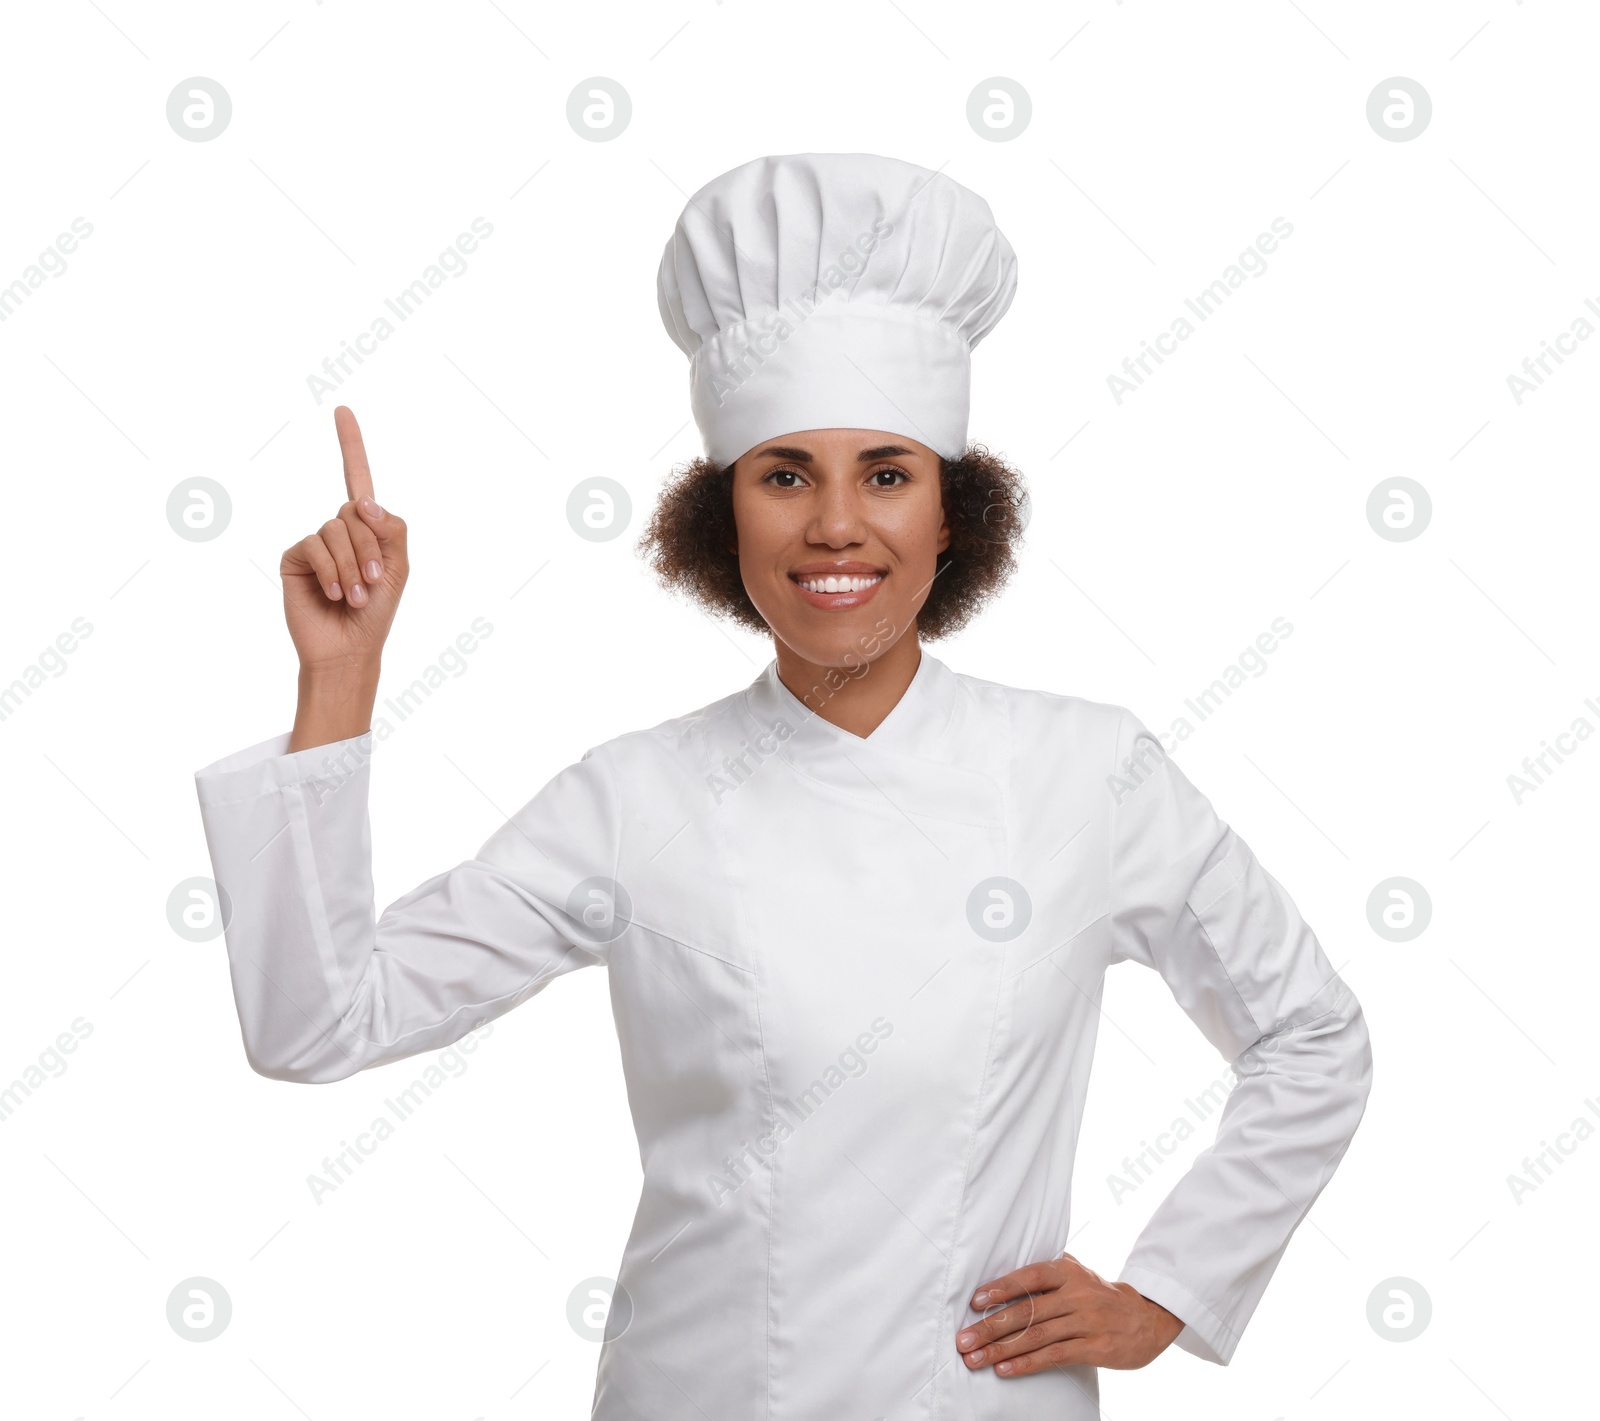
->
<box><xmin>194</xmin><ymin>649</ymin><xmax>1371</xmax><ymax>1420</ymax></box>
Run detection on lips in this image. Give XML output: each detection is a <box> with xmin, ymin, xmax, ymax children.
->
<box><xmin>788</xmin><ymin>562</ymin><xmax>887</xmax><ymax>610</ymax></box>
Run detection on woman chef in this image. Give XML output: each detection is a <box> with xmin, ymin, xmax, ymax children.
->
<box><xmin>195</xmin><ymin>153</ymin><xmax>1372</xmax><ymax>1419</ymax></box>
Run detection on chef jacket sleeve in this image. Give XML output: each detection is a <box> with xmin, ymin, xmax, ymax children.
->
<box><xmin>193</xmin><ymin>729</ymin><xmax>619</xmax><ymax>1084</ymax></box>
<box><xmin>1106</xmin><ymin>711</ymin><xmax>1372</xmax><ymax>1365</ymax></box>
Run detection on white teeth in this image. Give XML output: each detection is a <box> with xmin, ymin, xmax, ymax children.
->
<box><xmin>797</xmin><ymin>574</ymin><xmax>882</xmax><ymax>594</ymax></box>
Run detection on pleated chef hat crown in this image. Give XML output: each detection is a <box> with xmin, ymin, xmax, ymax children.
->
<box><xmin>657</xmin><ymin>153</ymin><xmax>1017</xmax><ymax>466</ymax></box>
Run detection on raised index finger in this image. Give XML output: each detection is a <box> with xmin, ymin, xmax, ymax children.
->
<box><xmin>333</xmin><ymin>405</ymin><xmax>375</xmax><ymax>504</ymax></box>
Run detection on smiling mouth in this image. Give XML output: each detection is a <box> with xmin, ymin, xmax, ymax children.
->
<box><xmin>791</xmin><ymin>572</ymin><xmax>883</xmax><ymax>594</ymax></box>
<box><xmin>787</xmin><ymin>566</ymin><xmax>888</xmax><ymax>609</ymax></box>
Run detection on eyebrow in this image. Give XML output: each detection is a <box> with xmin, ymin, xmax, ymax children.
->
<box><xmin>750</xmin><ymin>444</ymin><xmax>915</xmax><ymax>463</ymax></box>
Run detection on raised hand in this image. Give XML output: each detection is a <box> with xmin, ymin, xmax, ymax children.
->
<box><xmin>281</xmin><ymin>407</ymin><xmax>409</xmax><ymax>751</ymax></box>
<box><xmin>954</xmin><ymin>1253</ymin><xmax>1183</xmax><ymax>1376</ymax></box>
<box><xmin>279</xmin><ymin>406</ymin><xmax>409</xmax><ymax>678</ymax></box>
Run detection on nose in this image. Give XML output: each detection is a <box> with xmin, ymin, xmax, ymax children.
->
<box><xmin>806</xmin><ymin>471</ymin><xmax>868</xmax><ymax>548</ymax></box>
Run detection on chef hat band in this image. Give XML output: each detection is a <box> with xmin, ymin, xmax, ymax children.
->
<box><xmin>657</xmin><ymin>153</ymin><xmax>1018</xmax><ymax>466</ymax></box>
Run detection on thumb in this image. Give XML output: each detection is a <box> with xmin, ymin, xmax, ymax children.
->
<box><xmin>357</xmin><ymin>496</ymin><xmax>407</xmax><ymax>552</ymax></box>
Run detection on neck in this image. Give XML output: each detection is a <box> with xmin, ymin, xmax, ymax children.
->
<box><xmin>773</xmin><ymin>632</ymin><xmax>924</xmax><ymax>740</ymax></box>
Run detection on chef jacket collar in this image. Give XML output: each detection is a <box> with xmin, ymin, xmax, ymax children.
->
<box><xmin>757</xmin><ymin>645</ymin><xmax>947</xmax><ymax>752</ymax></box>
<box><xmin>738</xmin><ymin>649</ymin><xmax>1006</xmax><ymax>828</ymax></box>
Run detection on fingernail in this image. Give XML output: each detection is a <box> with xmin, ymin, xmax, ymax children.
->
<box><xmin>361</xmin><ymin>496</ymin><xmax>383</xmax><ymax>518</ymax></box>
<box><xmin>328</xmin><ymin>582</ymin><xmax>341</xmax><ymax>599</ymax></box>
<box><xmin>968</xmin><ymin>1348</ymin><xmax>984</xmax><ymax>1365</ymax></box>
<box><xmin>350</xmin><ymin>582</ymin><xmax>365</xmax><ymax>603</ymax></box>
<box><xmin>996</xmin><ymin>1361</ymin><xmax>1012</xmax><ymax>1374</ymax></box>
<box><xmin>957</xmin><ymin>1331</ymin><xmax>975</xmax><ymax>1347</ymax></box>
<box><xmin>973</xmin><ymin>1292</ymin><xmax>990</xmax><ymax>1306</ymax></box>
<box><xmin>366</xmin><ymin>560</ymin><xmax>382</xmax><ymax>581</ymax></box>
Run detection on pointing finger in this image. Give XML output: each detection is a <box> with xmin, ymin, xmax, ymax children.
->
<box><xmin>334</xmin><ymin>405</ymin><xmax>374</xmax><ymax>505</ymax></box>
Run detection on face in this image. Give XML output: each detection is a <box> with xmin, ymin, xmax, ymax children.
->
<box><xmin>728</xmin><ymin>428</ymin><xmax>950</xmax><ymax>668</ymax></box>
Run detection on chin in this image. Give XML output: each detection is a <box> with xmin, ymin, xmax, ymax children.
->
<box><xmin>768</xmin><ymin>610</ymin><xmax>909</xmax><ymax>669</ymax></box>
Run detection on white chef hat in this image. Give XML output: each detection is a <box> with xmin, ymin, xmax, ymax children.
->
<box><xmin>657</xmin><ymin>153</ymin><xmax>1017</xmax><ymax>466</ymax></box>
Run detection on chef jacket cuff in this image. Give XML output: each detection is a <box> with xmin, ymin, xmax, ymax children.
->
<box><xmin>1117</xmin><ymin>1264</ymin><xmax>1240</xmax><ymax>1366</ymax></box>
<box><xmin>194</xmin><ymin>730</ymin><xmax>376</xmax><ymax>806</ymax></box>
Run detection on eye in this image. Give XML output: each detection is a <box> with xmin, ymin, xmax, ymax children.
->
<box><xmin>761</xmin><ymin>466</ymin><xmax>808</xmax><ymax>488</ymax></box>
<box><xmin>868</xmin><ymin>465</ymin><xmax>910</xmax><ymax>487</ymax></box>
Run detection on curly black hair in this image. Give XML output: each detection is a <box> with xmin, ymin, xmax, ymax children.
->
<box><xmin>637</xmin><ymin>445</ymin><xmax>1028</xmax><ymax>640</ymax></box>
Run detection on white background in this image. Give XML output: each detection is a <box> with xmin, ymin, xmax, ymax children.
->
<box><xmin>1</xmin><ymin>1</ymin><xmax>1594</xmax><ymax>1417</ymax></box>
